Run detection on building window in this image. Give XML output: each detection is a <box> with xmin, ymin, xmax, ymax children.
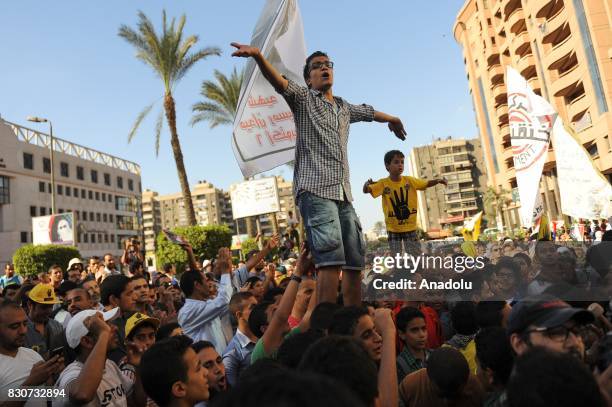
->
<box><xmin>96</xmin><ymin>213</ymin><xmax>101</xmax><ymax>222</ymax></box>
<box><xmin>73</xmin><ymin>188</ymin><xmax>79</xmax><ymax>197</ymax></box>
<box><xmin>95</xmin><ymin>191</ymin><xmax>100</xmax><ymax>201</ymax></box>
<box><xmin>43</xmin><ymin>158</ymin><xmax>51</xmax><ymax>174</ymax></box>
<box><xmin>110</xmin><ymin>234</ymin><xmax>115</xmax><ymax>243</ymax></box>
<box><xmin>21</xmin><ymin>231</ymin><xmax>28</xmax><ymax>243</ymax></box>
<box><xmin>91</xmin><ymin>234</ymin><xmax>96</xmax><ymax>243</ymax></box>
<box><xmin>128</xmin><ymin>179</ymin><xmax>134</xmax><ymax>191</ymax></box>
<box><xmin>605</xmin><ymin>135</ymin><xmax>611</xmax><ymax>152</ymax></box>
<box><xmin>104</xmin><ymin>234</ymin><xmax>109</xmax><ymax>243</ymax></box>
<box><xmin>60</xmin><ymin>162</ymin><xmax>69</xmax><ymax>177</ymax></box>
<box><xmin>90</xmin><ymin>211</ymin><xmax>94</xmax><ymax>221</ymax></box>
<box><xmin>77</xmin><ymin>166</ymin><xmax>84</xmax><ymax>180</ymax></box>
<box><xmin>47</xmin><ymin>183</ymin><xmax>52</xmax><ymax>193</ymax></box>
<box><xmin>82</xmin><ymin>211</ymin><xmax>87</xmax><ymax>221</ymax></box>
<box><xmin>39</xmin><ymin>181</ymin><xmax>45</xmax><ymax>193</ymax></box>
<box><xmin>66</xmin><ymin>186</ymin><xmax>71</xmax><ymax>197</ymax></box>
<box><xmin>91</xmin><ymin>170</ymin><xmax>98</xmax><ymax>184</ymax></box>
<box><xmin>88</xmin><ymin>190</ymin><xmax>93</xmax><ymax>200</ymax></box>
<box><xmin>84</xmin><ymin>234</ymin><xmax>89</xmax><ymax>243</ymax></box>
<box><xmin>23</xmin><ymin>153</ymin><xmax>34</xmax><ymax>170</ymax></box>
<box><xmin>98</xmin><ymin>233</ymin><xmax>103</xmax><ymax>242</ymax></box>
<box><xmin>40</xmin><ymin>207</ymin><xmax>46</xmax><ymax>216</ymax></box>
<box><xmin>102</xmin><ymin>193</ymin><xmax>106</xmax><ymax>202</ymax></box>
<box><xmin>104</xmin><ymin>173</ymin><xmax>111</xmax><ymax>186</ymax></box>
<box><xmin>81</xmin><ymin>189</ymin><xmax>86</xmax><ymax>199</ymax></box>
<box><xmin>108</xmin><ymin>194</ymin><xmax>113</xmax><ymax>203</ymax></box>
<box><xmin>109</xmin><ymin>214</ymin><xmax>114</xmax><ymax>223</ymax></box>
<box><xmin>30</xmin><ymin>206</ymin><xmax>36</xmax><ymax>217</ymax></box>
<box><xmin>103</xmin><ymin>213</ymin><xmax>108</xmax><ymax>222</ymax></box>
<box><xmin>57</xmin><ymin>185</ymin><xmax>63</xmax><ymax>195</ymax></box>
<box><xmin>117</xmin><ymin>176</ymin><xmax>123</xmax><ymax>189</ymax></box>
<box><xmin>77</xmin><ymin>233</ymin><xmax>81</xmax><ymax>243</ymax></box>
<box><xmin>58</xmin><ymin>208</ymin><xmax>64</xmax><ymax>214</ymax></box>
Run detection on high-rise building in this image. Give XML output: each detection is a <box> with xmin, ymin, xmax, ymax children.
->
<box><xmin>409</xmin><ymin>138</ymin><xmax>488</xmax><ymax>234</ymax></box>
<box><xmin>0</xmin><ymin>118</ymin><xmax>143</xmax><ymax>267</ymax></box>
<box><xmin>454</xmin><ymin>0</ymin><xmax>612</xmax><ymax>227</ymax></box>
<box><xmin>142</xmin><ymin>181</ymin><xmax>238</xmax><ymax>269</ymax></box>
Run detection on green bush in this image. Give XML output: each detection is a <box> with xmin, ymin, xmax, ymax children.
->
<box><xmin>240</xmin><ymin>238</ymin><xmax>259</xmax><ymax>258</ymax></box>
<box><xmin>13</xmin><ymin>244</ymin><xmax>81</xmax><ymax>277</ymax></box>
<box><xmin>155</xmin><ymin>225</ymin><xmax>233</xmax><ymax>273</ymax></box>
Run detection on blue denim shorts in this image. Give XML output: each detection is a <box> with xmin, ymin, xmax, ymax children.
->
<box><xmin>298</xmin><ymin>192</ymin><xmax>365</xmax><ymax>271</ymax></box>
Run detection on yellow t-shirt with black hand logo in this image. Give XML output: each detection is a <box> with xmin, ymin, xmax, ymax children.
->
<box><xmin>369</xmin><ymin>176</ymin><xmax>428</xmax><ymax>233</ymax></box>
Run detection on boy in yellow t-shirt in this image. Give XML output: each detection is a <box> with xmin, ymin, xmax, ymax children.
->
<box><xmin>363</xmin><ymin>150</ymin><xmax>447</xmax><ymax>256</ymax></box>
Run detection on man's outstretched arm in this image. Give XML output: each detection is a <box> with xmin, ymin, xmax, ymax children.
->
<box><xmin>374</xmin><ymin>111</ymin><xmax>407</xmax><ymax>141</ymax></box>
<box><xmin>231</xmin><ymin>42</ymin><xmax>288</xmax><ymax>93</ymax></box>
<box><xmin>426</xmin><ymin>178</ymin><xmax>448</xmax><ymax>188</ymax></box>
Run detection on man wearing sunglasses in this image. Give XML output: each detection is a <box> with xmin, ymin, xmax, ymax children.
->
<box><xmin>507</xmin><ymin>294</ymin><xmax>594</xmax><ymax>361</ymax></box>
<box><xmin>231</xmin><ymin>42</ymin><xmax>406</xmax><ymax>307</ymax></box>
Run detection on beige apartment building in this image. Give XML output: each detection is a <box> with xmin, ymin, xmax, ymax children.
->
<box><xmin>0</xmin><ymin>118</ymin><xmax>143</xmax><ymax>267</ymax></box>
<box><xmin>142</xmin><ymin>176</ymin><xmax>297</xmax><ymax>268</ymax></box>
<box><xmin>409</xmin><ymin>138</ymin><xmax>488</xmax><ymax>235</ymax></box>
<box><xmin>454</xmin><ymin>0</ymin><xmax>612</xmax><ymax>227</ymax></box>
<box><xmin>142</xmin><ymin>181</ymin><xmax>236</xmax><ymax>269</ymax></box>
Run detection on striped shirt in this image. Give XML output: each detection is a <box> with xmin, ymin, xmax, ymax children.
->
<box><xmin>280</xmin><ymin>79</ymin><xmax>375</xmax><ymax>202</ymax></box>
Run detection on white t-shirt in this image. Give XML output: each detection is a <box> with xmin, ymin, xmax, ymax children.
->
<box><xmin>0</xmin><ymin>347</ymin><xmax>46</xmax><ymax>407</ymax></box>
<box><xmin>55</xmin><ymin>359</ymin><xmax>132</xmax><ymax>406</ymax></box>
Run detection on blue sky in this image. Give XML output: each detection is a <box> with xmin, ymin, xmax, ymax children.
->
<box><xmin>0</xmin><ymin>0</ymin><xmax>478</xmax><ymax>231</ymax></box>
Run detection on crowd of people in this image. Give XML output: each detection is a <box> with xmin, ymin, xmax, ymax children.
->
<box><xmin>0</xmin><ymin>230</ymin><xmax>611</xmax><ymax>407</ymax></box>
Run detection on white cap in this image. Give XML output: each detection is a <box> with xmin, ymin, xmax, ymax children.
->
<box><xmin>65</xmin><ymin>308</ymin><xmax>119</xmax><ymax>349</ymax></box>
<box><xmin>67</xmin><ymin>258</ymin><xmax>84</xmax><ymax>270</ymax></box>
<box><xmin>202</xmin><ymin>260</ymin><xmax>212</xmax><ymax>268</ymax></box>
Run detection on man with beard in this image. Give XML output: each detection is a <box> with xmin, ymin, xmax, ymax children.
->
<box><xmin>65</xmin><ymin>288</ymin><xmax>94</xmax><ymax>318</ymax></box>
<box><xmin>66</xmin><ymin>258</ymin><xmax>85</xmax><ymax>284</ymax></box>
<box><xmin>82</xmin><ymin>277</ymin><xmax>104</xmax><ymax>311</ymax></box>
<box><xmin>103</xmin><ymin>253</ymin><xmax>121</xmax><ymax>278</ymax></box>
<box><xmin>24</xmin><ymin>284</ymin><xmax>64</xmax><ymax>358</ymax></box>
<box><xmin>0</xmin><ymin>301</ymin><xmax>64</xmax><ymax>406</ymax></box>
<box><xmin>193</xmin><ymin>341</ymin><xmax>228</xmax><ymax>406</ymax></box>
<box><xmin>55</xmin><ymin>309</ymin><xmax>146</xmax><ymax>406</ymax></box>
<box><xmin>508</xmin><ymin>294</ymin><xmax>594</xmax><ymax>361</ymax></box>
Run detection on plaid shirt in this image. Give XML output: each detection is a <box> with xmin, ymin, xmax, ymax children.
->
<box><xmin>396</xmin><ymin>347</ymin><xmax>429</xmax><ymax>384</ymax></box>
<box><xmin>281</xmin><ymin>79</ymin><xmax>375</xmax><ymax>202</ymax></box>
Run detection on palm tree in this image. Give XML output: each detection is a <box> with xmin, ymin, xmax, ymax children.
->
<box><xmin>119</xmin><ymin>10</ymin><xmax>220</xmax><ymax>226</ymax></box>
<box><xmin>191</xmin><ymin>67</ymin><xmax>243</xmax><ymax>128</ymax></box>
<box><xmin>190</xmin><ymin>67</ymin><xmax>259</xmax><ymax>236</ymax></box>
<box><xmin>483</xmin><ymin>186</ymin><xmax>511</xmax><ymax>230</ymax></box>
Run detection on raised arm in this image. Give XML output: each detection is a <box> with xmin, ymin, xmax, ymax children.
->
<box><xmin>363</xmin><ymin>178</ymin><xmax>374</xmax><ymax>194</ymax></box>
<box><xmin>261</xmin><ymin>243</ymin><xmax>309</xmax><ymax>354</ymax></box>
<box><xmin>231</xmin><ymin>42</ymin><xmax>288</xmax><ymax>93</ymax></box>
<box><xmin>426</xmin><ymin>178</ymin><xmax>448</xmax><ymax>188</ymax></box>
<box><xmin>373</xmin><ymin>111</ymin><xmax>407</xmax><ymax>141</ymax></box>
<box><xmin>245</xmin><ymin>234</ymin><xmax>280</xmax><ymax>272</ymax></box>
<box><xmin>374</xmin><ymin>308</ymin><xmax>399</xmax><ymax>407</ymax></box>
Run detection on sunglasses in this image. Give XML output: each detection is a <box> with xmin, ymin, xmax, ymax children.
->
<box><xmin>310</xmin><ymin>61</ymin><xmax>334</xmax><ymax>70</ymax></box>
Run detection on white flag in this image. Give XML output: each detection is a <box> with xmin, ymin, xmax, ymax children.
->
<box><xmin>552</xmin><ymin>120</ymin><xmax>612</xmax><ymax>219</ymax></box>
<box><xmin>506</xmin><ymin>67</ymin><xmax>556</xmax><ymax>226</ymax></box>
<box><xmin>232</xmin><ymin>0</ymin><xmax>307</xmax><ymax>178</ymax></box>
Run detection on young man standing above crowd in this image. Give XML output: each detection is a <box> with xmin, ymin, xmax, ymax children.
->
<box><xmin>232</xmin><ymin>42</ymin><xmax>407</xmax><ymax>306</ymax></box>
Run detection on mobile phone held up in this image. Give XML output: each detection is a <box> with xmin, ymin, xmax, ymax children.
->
<box><xmin>163</xmin><ymin>229</ymin><xmax>186</xmax><ymax>245</ymax></box>
<box><xmin>49</xmin><ymin>346</ymin><xmax>64</xmax><ymax>359</ymax></box>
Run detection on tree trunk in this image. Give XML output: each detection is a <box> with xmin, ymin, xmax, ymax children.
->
<box><xmin>164</xmin><ymin>93</ymin><xmax>197</xmax><ymax>226</ymax></box>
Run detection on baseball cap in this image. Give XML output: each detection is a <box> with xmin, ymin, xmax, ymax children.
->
<box><xmin>125</xmin><ymin>312</ymin><xmax>160</xmax><ymax>338</ymax></box>
<box><xmin>65</xmin><ymin>308</ymin><xmax>119</xmax><ymax>348</ymax></box>
<box><xmin>202</xmin><ymin>259</ymin><xmax>212</xmax><ymax>269</ymax></box>
<box><xmin>67</xmin><ymin>258</ymin><xmax>84</xmax><ymax>270</ymax></box>
<box><xmin>28</xmin><ymin>284</ymin><xmax>61</xmax><ymax>304</ymax></box>
<box><xmin>507</xmin><ymin>295</ymin><xmax>594</xmax><ymax>334</ymax></box>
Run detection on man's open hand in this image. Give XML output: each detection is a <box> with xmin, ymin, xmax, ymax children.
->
<box><xmin>231</xmin><ymin>42</ymin><xmax>260</xmax><ymax>58</ymax></box>
<box><xmin>388</xmin><ymin>117</ymin><xmax>406</xmax><ymax>141</ymax></box>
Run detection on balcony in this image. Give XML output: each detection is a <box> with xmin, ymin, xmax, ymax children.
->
<box><xmin>536</xmin><ymin>0</ymin><xmax>564</xmax><ymax>19</ymax></box>
<box><xmin>551</xmin><ymin>63</ymin><xmax>583</xmax><ymax>97</ymax></box>
<box><xmin>568</xmin><ymin>93</ymin><xmax>590</xmax><ymax>122</ymax></box>
<box><xmin>513</xmin><ymin>31</ymin><xmax>531</xmax><ymax>56</ymax></box>
<box><xmin>543</xmin><ymin>5</ymin><xmax>567</xmax><ymax>38</ymax></box>
<box><xmin>508</xmin><ymin>9</ymin><xmax>526</xmax><ymax>34</ymax></box>
<box><xmin>543</xmin><ymin>20</ymin><xmax>571</xmax><ymax>46</ymax></box>
<box><xmin>517</xmin><ymin>53</ymin><xmax>535</xmax><ymax>76</ymax></box>
<box><xmin>545</xmin><ymin>33</ymin><xmax>573</xmax><ymax>70</ymax></box>
<box><xmin>504</xmin><ymin>0</ymin><xmax>522</xmax><ymax>18</ymax></box>
<box><xmin>500</xmin><ymin>123</ymin><xmax>510</xmax><ymax>136</ymax></box>
<box><xmin>489</xmin><ymin>64</ymin><xmax>505</xmax><ymax>85</ymax></box>
<box><xmin>496</xmin><ymin>103</ymin><xmax>508</xmax><ymax>124</ymax></box>
<box><xmin>487</xmin><ymin>52</ymin><xmax>501</xmax><ymax>67</ymax></box>
<box><xmin>492</xmin><ymin>83</ymin><xmax>507</xmax><ymax>105</ymax></box>
<box><xmin>528</xmin><ymin>76</ymin><xmax>541</xmax><ymax>93</ymax></box>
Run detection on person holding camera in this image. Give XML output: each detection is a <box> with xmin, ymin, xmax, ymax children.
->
<box><xmin>121</xmin><ymin>239</ymin><xmax>144</xmax><ymax>271</ymax></box>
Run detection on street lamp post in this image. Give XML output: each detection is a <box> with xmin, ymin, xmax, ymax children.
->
<box><xmin>27</xmin><ymin>116</ymin><xmax>56</xmax><ymax>214</ymax></box>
